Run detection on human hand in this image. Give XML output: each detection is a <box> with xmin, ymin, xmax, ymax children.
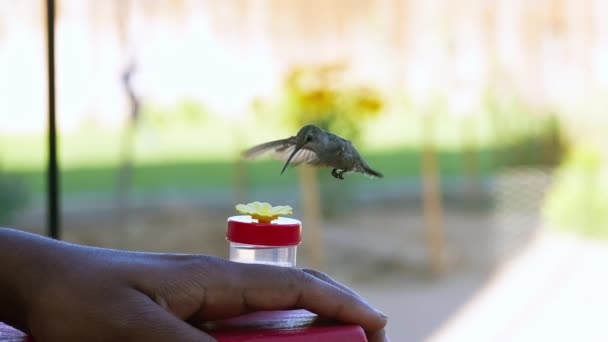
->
<box><xmin>1</xmin><ymin>229</ymin><xmax>387</xmax><ymax>341</ymax></box>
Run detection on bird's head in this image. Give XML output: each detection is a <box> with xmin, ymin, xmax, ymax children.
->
<box><xmin>294</xmin><ymin>124</ymin><xmax>324</xmax><ymax>149</ymax></box>
<box><xmin>280</xmin><ymin>125</ymin><xmax>324</xmax><ymax>175</ymax></box>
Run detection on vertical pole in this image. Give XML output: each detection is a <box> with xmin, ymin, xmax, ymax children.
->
<box><xmin>421</xmin><ymin>114</ymin><xmax>445</xmax><ymax>274</ymax></box>
<box><xmin>46</xmin><ymin>0</ymin><xmax>60</xmax><ymax>239</ymax></box>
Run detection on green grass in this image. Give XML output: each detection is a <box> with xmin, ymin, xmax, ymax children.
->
<box><xmin>7</xmin><ymin>148</ymin><xmax>499</xmax><ymax>200</ymax></box>
<box><xmin>1</xmin><ymin>117</ymin><xmax>255</xmax><ymax>171</ymax></box>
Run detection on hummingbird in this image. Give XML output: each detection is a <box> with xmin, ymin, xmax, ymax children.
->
<box><xmin>242</xmin><ymin>124</ymin><xmax>383</xmax><ymax>180</ymax></box>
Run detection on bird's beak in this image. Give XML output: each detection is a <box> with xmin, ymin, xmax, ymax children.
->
<box><xmin>281</xmin><ymin>144</ymin><xmax>303</xmax><ymax>175</ymax></box>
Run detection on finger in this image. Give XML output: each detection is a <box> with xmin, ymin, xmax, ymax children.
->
<box><xmin>125</xmin><ymin>291</ymin><xmax>216</xmax><ymax>342</ymax></box>
<box><xmin>301</xmin><ymin>269</ymin><xmax>388</xmax><ymax>326</ymax></box>
<box><xmin>198</xmin><ymin>263</ymin><xmax>388</xmax><ymax>333</ymax></box>
<box><xmin>367</xmin><ymin>328</ymin><xmax>389</xmax><ymax>342</ymax></box>
<box><xmin>301</xmin><ymin>268</ymin><xmax>365</xmax><ymax>300</ymax></box>
<box><xmin>288</xmin><ymin>272</ymin><xmax>387</xmax><ymax>333</ymax></box>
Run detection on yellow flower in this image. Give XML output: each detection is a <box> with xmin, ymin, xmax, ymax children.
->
<box><xmin>236</xmin><ymin>201</ymin><xmax>293</xmax><ymax>223</ymax></box>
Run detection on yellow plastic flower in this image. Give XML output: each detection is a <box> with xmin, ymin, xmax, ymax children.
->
<box><xmin>236</xmin><ymin>202</ymin><xmax>293</xmax><ymax>223</ymax></box>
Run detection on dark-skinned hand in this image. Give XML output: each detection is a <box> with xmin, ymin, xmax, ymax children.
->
<box><xmin>0</xmin><ymin>228</ymin><xmax>388</xmax><ymax>341</ymax></box>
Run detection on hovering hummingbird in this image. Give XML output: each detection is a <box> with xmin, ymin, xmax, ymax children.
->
<box><xmin>242</xmin><ymin>124</ymin><xmax>383</xmax><ymax>180</ymax></box>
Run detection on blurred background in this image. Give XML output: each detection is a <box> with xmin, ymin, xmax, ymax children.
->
<box><xmin>1</xmin><ymin>0</ymin><xmax>608</xmax><ymax>340</ymax></box>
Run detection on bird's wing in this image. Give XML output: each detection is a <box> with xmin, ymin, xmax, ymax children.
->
<box><xmin>274</xmin><ymin>146</ymin><xmax>321</xmax><ymax>166</ymax></box>
<box><xmin>242</xmin><ymin>137</ymin><xmax>296</xmax><ymax>159</ymax></box>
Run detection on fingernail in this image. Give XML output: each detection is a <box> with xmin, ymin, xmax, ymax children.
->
<box><xmin>376</xmin><ymin>310</ymin><xmax>388</xmax><ymax>319</ymax></box>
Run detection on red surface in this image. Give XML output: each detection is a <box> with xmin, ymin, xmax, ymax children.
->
<box><xmin>203</xmin><ymin>310</ymin><xmax>367</xmax><ymax>341</ymax></box>
<box><xmin>227</xmin><ymin>216</ymin><xmax>302</xmax><ymax>246</ymax></box>
<box><xmin>0</xmin><ymin>310</ymin><xmax>366</xmax><ymax>342</ymax></box>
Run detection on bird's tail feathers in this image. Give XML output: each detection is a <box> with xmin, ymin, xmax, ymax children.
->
<box><xmin>362</xmin><ymin>165</ymin><xmax>384</xmax><ymax>179</ymax></box>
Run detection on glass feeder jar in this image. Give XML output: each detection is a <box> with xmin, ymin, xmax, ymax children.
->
<box><xmin>226</xmin><ymin>215</ymin><xmax>301</xmax><ymax>268</ymax></box>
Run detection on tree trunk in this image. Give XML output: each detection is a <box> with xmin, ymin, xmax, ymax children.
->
<box><xmin>114</xmin><ymin>0</ymin><xmax>137</xmax><ymax>233</ymax></box>
<box><xmin>233</xmin><ymin>129</ymin><xmax>248</xmax><ymax>205</ymax></box>
<box><xmin>462</xmin><ymin>116</ymin><xmax>480</xmax><ymax>204</ymax></box>
<box><xmin>421</xmin><ymin>114</ymin><xmax>446</xmax><ymax>275</ymax></box>
<box><xmin>115</xmin><ymin>121</ymin><xmax>136</xmax><ymax>231</ymax></box>
<box><xmin>299</xmin><ymin>165</ymin><xmax>327</xmax><ymax>271</ymax></box>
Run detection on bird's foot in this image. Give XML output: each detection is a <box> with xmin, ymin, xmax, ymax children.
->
<box><xmin>331</xmin><ymin>169</ymin><xmax>345</xmax><ymax>180</ymax></box>
<box><xmin>331</xmin><ymin>169</ymin><xmax>340</xmax><ymax>179</ymax></box>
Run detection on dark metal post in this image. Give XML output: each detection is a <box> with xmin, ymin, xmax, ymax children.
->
<box><xmin>46</xmin><ymin>0</ymin><xmax>60</xmax><ymax>239</ymax></box>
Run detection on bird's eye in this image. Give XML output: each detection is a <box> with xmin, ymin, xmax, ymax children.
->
<box><xmin>306</xmin><ymin>135</ymin><xmax>312</xmax><ymax>142</ymax></box>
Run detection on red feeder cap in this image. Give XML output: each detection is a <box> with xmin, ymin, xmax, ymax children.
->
<box><xmin>227</xmin><ymin>216</ymin><xmax>302</xmax><ymax>247</ymax></box>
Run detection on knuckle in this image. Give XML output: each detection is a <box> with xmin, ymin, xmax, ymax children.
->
<box><xmin>301</xmin><ymin>267</ymin><xmax>329</xmax><ymax>280</ymax></box>
<box><xmin>286</xmin><ymin>267</ymin><xmax>313</xmax><ymax>289</ymax></box>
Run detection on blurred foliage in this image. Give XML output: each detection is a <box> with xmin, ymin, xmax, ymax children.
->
<box><xmin>0</xmin><ymin>84</ymin><xmax>572</xmax><ymax>221</ymax></box>
<box><xmin>0</xmin><ymin>171</ymin><xmax>29</xmax><ymax>223</ymax></box>
<box><xmin>494</xmin><ymin>115</ymin><xmax>565</xmax><ymax>169</ymax></box>
<box><xmin>143</xmin><ymin>98</ymin><xmax>210</xmax><ymax>128</ymax></box>
<box><xmin>544</xmin><ymin>145</ymin><xmax>608</xmax><ymax>239</ymax></box>
<box><xmin>279</xmin><ymin>62</ymin><xmax>384</xmax><ymax>141</ymax></box>
<box><xmin>484</xmin><ymin>92</ymin><xmax>566</xmax><ymax>169</ymax></box>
